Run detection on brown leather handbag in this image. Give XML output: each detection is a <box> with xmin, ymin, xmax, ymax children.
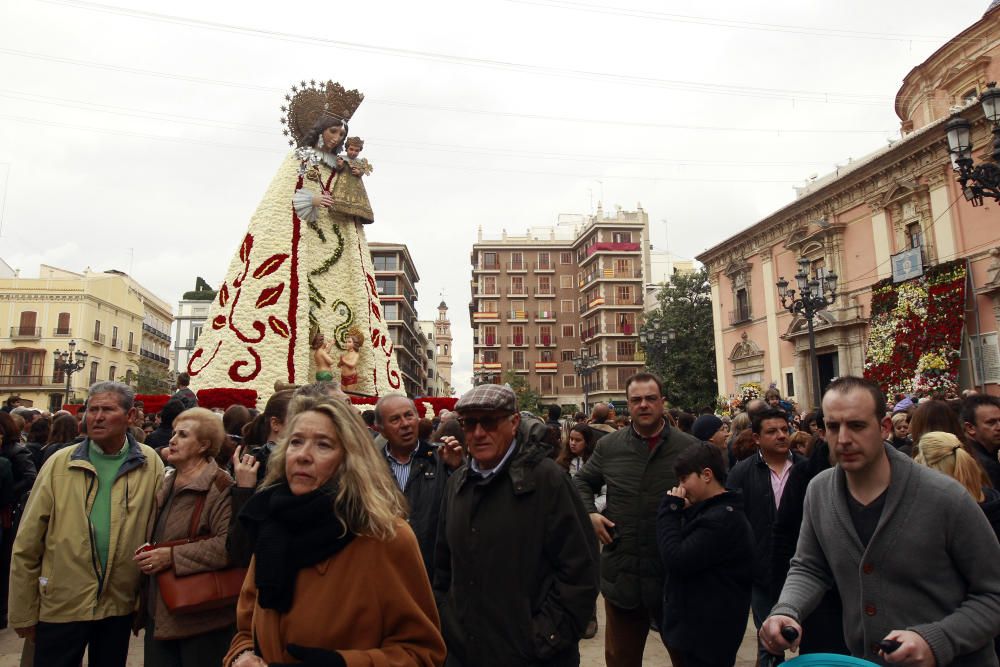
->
<box><xmin>155</xmin><ymin>473</ymin><xmax>248</xmax><ymax>614</ymax></box>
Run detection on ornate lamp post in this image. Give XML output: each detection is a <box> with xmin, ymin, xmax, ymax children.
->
<box><xmin>944</xmin><ymin>82</ymin><xmax>1000</xmax><ymax>206</ymax></box>
<box><xmin>52</xmin><ymin>340</ymin><xmax>89</xmax><ymax>407</ymax></box>
<box><xmin>639</xmin><ymin>325</ymin><xmax>674</xmax><ymax>396</ymax></box>
<box><xmin>473</xmin><ymin>368</ymin><xmax>500</xmax><ymax>386</ymax></box>
<box><xmin>776</xmin><ymin>258</ymin><xmax>837</xmax><ymax>410</ymax></box>
<box><xmin>572</xmin><ymin>349</ymin><xmax>599</xmax><ymax>414</ymax></box>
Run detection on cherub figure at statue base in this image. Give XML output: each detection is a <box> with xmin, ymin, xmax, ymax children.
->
<box><xmin>338</xmin><ymin>328</ymin><xmax>364</xmax><ymax>388</ymax></box>
<box><xmin>311</xmin><ymin>328</ymin><xmax>339</xmax><ymax>382</ymax></box>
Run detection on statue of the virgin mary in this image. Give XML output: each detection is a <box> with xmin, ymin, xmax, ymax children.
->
<box><xmin>187</xmin><ymin>80</ymin><xmax>403</xmax><ymax>402</ymax></box>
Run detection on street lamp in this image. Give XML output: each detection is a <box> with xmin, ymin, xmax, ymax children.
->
<box><xmin>776</xmin><ymin>257</ymin><xmax>837</xmax><ymax>410</ymax></box>
<box><xmin>473</xmin><ymin>368</ymin><xmax>499</xmax><ymax>386</ymax></box>
<box><xmin>52</xmin><ymin>340</ymin><xmax>89</xmax><ymax>407</ymax></box>
<box><xmin>944</xmin><ymin>81</ymin><xmax>1000</xmax><ymax>206</ymax></box>
<box><xmin>572</xmin><ymin>349</ymin><xmax>599</xmax><ymax>414</ymax></box>
<box><xmin>639</xmin><ymin>325</ymin><xmax>675</xmax><ymax>399</ymax></box>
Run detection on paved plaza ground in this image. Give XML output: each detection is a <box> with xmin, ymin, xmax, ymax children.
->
<box><xmin>0</xmin><ymin>598</ymin><xmax>762</xmax><ymax>666</ymax></box>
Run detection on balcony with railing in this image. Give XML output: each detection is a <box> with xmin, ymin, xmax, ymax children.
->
<box><xmin>127</xmin><ymin>342</ymin><xmax>138</xmax><ymax>353</ymax></box>
<box><xmin>506</xmin><ymin>334</ymin><xmax>529</xmax><ymax>347</ymax></box>
<box><xmin>532</xmin><ymin>261</ymin><xmax>554</xmax><ymax>272</ymax></box>
<box><xmin>472</xmin><ymin>285</ymin><xmax>499</xmax><ymax>297</ymax></box>
<box><xmin>92</xmin><ymin>332</ymin><xmax>106</xmax><ymax>345</ymax></box>
<box><xmin>581</xmin><ymin>326</ymin><xmax>600</xmax><ymax>340</ymax></box>
<box><xmin>473</xmin><ymin>261</ymin><xmax>501</xmax><ymax>272</ymax></box>
<box><xmin>728</xmin><ymin>307</ymin><xmax>752</xmax><ymax>325</ymax></box>
<box><xmin>508</xmin><ymin>284</ymin><xmax>529</xmax><ymax>298</ymax></box>
<box><xmin>141</xmin><ymin>349</ymin><xmax>170</xmax><ymax>365</ymax></box>
<box><xmin>473</xmin><ymin>334</ymin><xmax>500</xmax><ymax>348</ymax></box>
<box><xmin>507</xmin><ymin>310</ymin><xmax>529</xmax><ymax>322</ymax></box>
<box><xmin>534</xmin><ymin>335</ymin><xmax>558</xmax><ymax>347</ymax></box>
<box><xmin>533</xmin><ymin>285</ymin><xmax>555</xmax><ymax>297</ymax></box>
<box><xmin>0</xmin><ymin>374</ymin><xmax>46</xmax><ymax>387</ymax></box>
<box><xmin>534</xmin><ymin>361</ymin><xmax>559</xmax><ymax>373</ymax></box>
<box><xmin>578</xmin><ymin>242</ymin><xmax>642</xmax><ymax>265</ymax></box>
<box><xmin>142</xmin><ymin>323</ymin><xmax>172</xmax><ymax>344</ymax></box>
<box><xmin>53</xmin><ymin>327</ymin><xmax>72</xmax><ymax>337</ymax></box>
<box><xmin>111</xmin><ymin>338</ymin><xmax>121</xmax><ymax>350</ymax></box>
<box><xmin>536</xmin><ymin>310</ymin><xmax>557</xmax><ymax>321</ymax></box>
<box><xmin>506</xmin><ymin>261</ymin><xmax>527</xmax><ymax>272</ymax></box>
<box><xmin>9</xmin><ymin>327</ymin><xmax>41</xmax><ymax>339</ymax></box>
<box><xmin>472</xmin><ymin>311</ymin><xmax>500</xmax><ymax>321</ymax></box>
<box><xmin>511</xmin><ymin>358</ymin><xmax>529</xmax><ymax>371</ymax></box>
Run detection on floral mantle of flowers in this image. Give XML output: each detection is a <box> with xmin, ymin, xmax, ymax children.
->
<box><xmin>863</xmin><ymin>259</ymin><xmax>967</xmax><ymax>398</ymax></box>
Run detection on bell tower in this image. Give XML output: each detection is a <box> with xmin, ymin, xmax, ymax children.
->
<box><xmin>435</xmin><ymin>301</ymin><xmax>454</xmax><ymax>394</ymax></box>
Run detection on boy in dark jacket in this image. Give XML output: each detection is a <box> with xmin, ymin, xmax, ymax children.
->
<box><xmin>657</xmin><ymin>442</ymin><xmax>753</xmax><ymax>667</ymax></box>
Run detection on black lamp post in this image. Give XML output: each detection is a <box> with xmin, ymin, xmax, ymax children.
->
<box><xmin>572</xmin><ymin>349</ymin><xmax>599</xmax><ymax>414</ymax></box>
<box><xmin>776</xmin><ymin>258</ymin><xmax>837</xmax><ymax>409</ymax></box>
<box><xmin>639</xmin><ymin>325</ymin><xmax>674</xmax><ymax>396</ymax></box>
<box><xmin>52</xmin><ymin>340</ymin><xmax>88</xmax><ymax>407</ymax></box>
<box><xmin>473</xmin><ymin>368</ymin><xmax>499</xmax><ymax>386</ymax></box>
<box><xmin>945</xmin><ymin>82</ymin><xmax>1000</xmax><ymax>206</ymax></box>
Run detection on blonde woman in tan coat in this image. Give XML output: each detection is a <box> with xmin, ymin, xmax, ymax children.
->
<box><xmin>134</xmin><ymin>407</ymin><xmax>235</xmax><ymax>667</ymax></box>
<box><xmin>223</xmin><ymin>396</ymin><xmax>445</xmax><ymax>667</ymax></box>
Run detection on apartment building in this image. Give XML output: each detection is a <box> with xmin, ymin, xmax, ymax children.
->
<box><xmin>173</xmin><ymin>277</ymin><xmax>217</xmax><ymax>376</ymax></box>
<box><xmin>0</xmin><ymin>264</ymin><xmax>172</xmax><ymax>409</ymax></box>
<box><xmin>470</xmin><ymin>204</ymin><xmax>651</xmax><ymax>409</ymax></box>
<box><xmin>370</xmin><ymin>242</ymin><xmax>429</xmax><ymax>397</ymax></box>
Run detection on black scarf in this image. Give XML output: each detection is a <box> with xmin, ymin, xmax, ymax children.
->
<box><xmin>239</xmin><ymin>482</ymin><xmax>355</xmax><ymax>612</ymax></box>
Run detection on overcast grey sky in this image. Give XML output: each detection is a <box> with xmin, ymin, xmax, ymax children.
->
<box><xmin>0</xmin><ymin>0</ymin><xmax>990</xmax><ymax>392</ymax></box>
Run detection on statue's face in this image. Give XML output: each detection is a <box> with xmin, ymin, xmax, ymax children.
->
<box><xmin>346</xmin><ymin>144</ymin><xmax>361</xmax><ymax>159</ymax></box>
<box><xmin>321</xmin><ymin>126</ymin><xmax>345</xmax><ymax>151</ymax></box>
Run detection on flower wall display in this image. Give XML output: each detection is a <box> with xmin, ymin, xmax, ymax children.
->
<box><xmin>863</xmin><ymin>259</ymin><xmax>967</xmax><ymax>398</ymax></box>
<box><xmin>197</xmin><ymin>388</ymin><xmax>258</xmax><ymax>411</ymax></box>
<box><xmin>739</xmin><ymin>381</ymin><xmax>763</xmax><ymax>405</ymax></box>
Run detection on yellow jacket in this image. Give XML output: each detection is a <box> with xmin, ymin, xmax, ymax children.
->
<box><xmin>8</xmin><ymin>436</ymin><xmax>164</xmax><ymax>627</ymax></box>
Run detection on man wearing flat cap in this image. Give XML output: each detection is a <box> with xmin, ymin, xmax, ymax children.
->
<box><xmin>433</xmin><ymin>384</ymin><xmax>599</xmax><ymax>667</ymax></box>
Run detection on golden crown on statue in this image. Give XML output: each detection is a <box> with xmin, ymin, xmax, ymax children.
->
<box><xmin>279</xmin><ymin>80</ymin><xmax>365</xmax><ymax>147</ymax></box>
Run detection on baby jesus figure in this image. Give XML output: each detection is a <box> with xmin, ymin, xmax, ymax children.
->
<box><xmin>331</xmin><ymin>136</ymin><xmax>374</xmax><ymax>224</ymax></box>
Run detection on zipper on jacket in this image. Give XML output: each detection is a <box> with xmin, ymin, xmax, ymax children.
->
<box><xmin>84</xmin><ymin>473</ymin><xmax>106</xmax><ymax>607</ymax></box>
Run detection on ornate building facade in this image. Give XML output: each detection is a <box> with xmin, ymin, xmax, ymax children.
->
<box><xmin>697</xmin><ymin>3</ymin><xmax>1000</xmax><ymax>409</ymax></box>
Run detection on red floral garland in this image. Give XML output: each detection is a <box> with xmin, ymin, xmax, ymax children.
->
<box><xmin>197</xmin><ymin>388</ymin><xmax>259</xmax><ymax>410</ymax></box>
<box><xmin>349</xmin><ymin>395</ymin><xmax>457</xmax><ymax>418</ymax></box>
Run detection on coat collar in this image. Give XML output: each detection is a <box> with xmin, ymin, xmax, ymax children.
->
<box><xmin>69</xmin><ymin>432</ymin><xmax>148</xmax><ymax>475</ymax></box>
<box><xmin>828</xmin><ymin>443</ymin><xmax>915</xmax><ymax>554</ymax></box>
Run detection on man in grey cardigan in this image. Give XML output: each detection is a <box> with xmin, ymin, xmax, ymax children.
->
<box><xmin>761</xmin><ymin>376</ymin><xmax>1000</xmax><ymax>667</ymax></box>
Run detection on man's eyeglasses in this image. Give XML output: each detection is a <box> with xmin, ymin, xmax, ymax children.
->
<box><xmin>458</xmin><ymin>415</ymin><xmax>512</xmax><ymax>432</ymax></box>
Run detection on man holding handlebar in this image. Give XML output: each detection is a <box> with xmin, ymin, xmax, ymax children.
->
<box><xmin>761</xmin><ymin>376</ymin><xmax>1000</xmax><ymax>667</ymax></box>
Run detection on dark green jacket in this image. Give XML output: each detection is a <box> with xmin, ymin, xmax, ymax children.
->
<box><xmin>573</xmin><ymin>422</ymin><xmax>698</xmax><ymax>613</ymax></box>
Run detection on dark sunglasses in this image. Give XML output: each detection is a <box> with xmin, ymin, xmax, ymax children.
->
<box><xmin>458</xmin><ymin>414</ymin><xmax>512</xmax><ymax>432</ymax></box>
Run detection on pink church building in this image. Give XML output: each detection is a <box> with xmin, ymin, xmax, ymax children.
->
<box><xmin>697</xmin><ymin>3</ymin><xmax>1000</xmax><ymax>410</ymax></box>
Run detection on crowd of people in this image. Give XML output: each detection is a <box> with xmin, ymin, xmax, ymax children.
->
<box><xmin>0</xmin><ymin>372</ymin><xmax>998</xmax><ymax>667</ymax></box>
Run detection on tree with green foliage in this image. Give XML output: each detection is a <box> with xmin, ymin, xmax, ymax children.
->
<box><xmin>502</xmin><ymin>370</ymin><xmax>542</xmax><ymax>416</ymax></box>
<box><xmin>135</xmin><ymin>358</ymin><xmax>172</xmax><ymax>394</ymax></box>
<box><xmin>641</xmin><ymin>266</ymin><xmax>717</xmax><ymax>411</ymax></box>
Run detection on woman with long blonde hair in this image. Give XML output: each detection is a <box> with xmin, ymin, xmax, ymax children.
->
<box><xmin>224</xmin><ymin>396</ymin><xmax>445</xmax><ymax>667</ymax></box>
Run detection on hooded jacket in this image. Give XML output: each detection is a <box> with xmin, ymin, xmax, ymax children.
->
<box><xmin>433</xmin><ymin>420</ymin><xmax>599</xmax><ymax>666</ymax></box>
<box><xmin>9</xmin><ymin>435</ymin><xmax>164</xmax><ymax>627</ymax></box>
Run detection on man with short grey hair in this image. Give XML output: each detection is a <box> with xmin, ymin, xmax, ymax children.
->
<box><xmin>10</xmin><ymin>381</ymin><xmax>164</xmax><ymax>667</ymax></box>
<box><xmin>375</xmin><ymin>394</ymin><xmax>461</xmax><ymax>574</ymax></box>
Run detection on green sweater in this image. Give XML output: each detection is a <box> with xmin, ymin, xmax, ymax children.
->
<box><xmin>88</xmin><ymin>440</ymin><xmax>129</xmax><ymax>573</ymax></box>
